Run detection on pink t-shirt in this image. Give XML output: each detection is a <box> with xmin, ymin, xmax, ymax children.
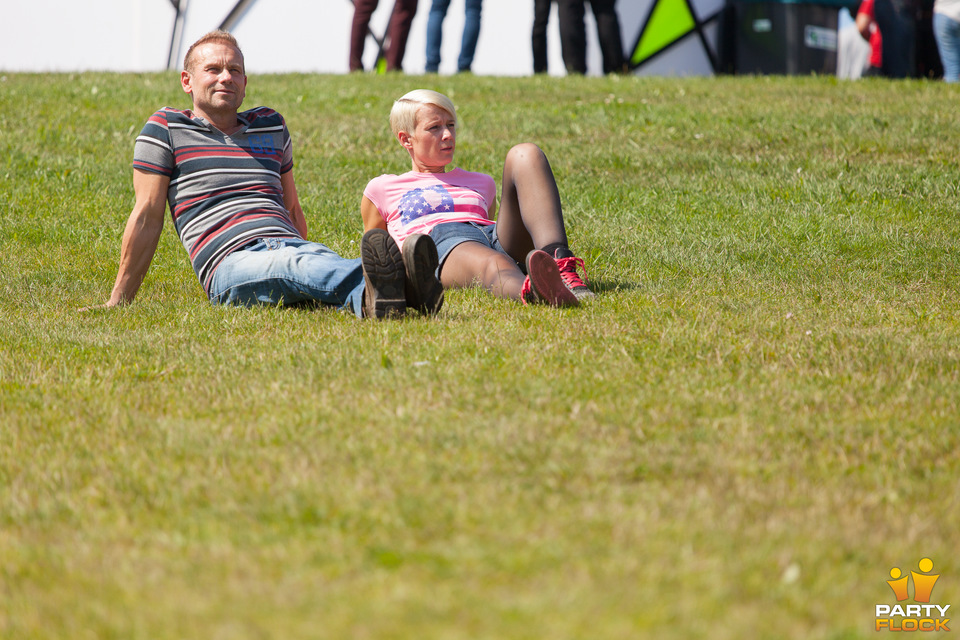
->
<box><xmin>363</xmin><ymin>168</ymin><xmax>497</xmax><ymax>249</ymax></box>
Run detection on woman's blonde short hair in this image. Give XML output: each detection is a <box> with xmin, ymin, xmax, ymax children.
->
<box><xmin>390</xmin><ymin>90</ymin><xmax>458</xmax><ymax>140</ymax></box>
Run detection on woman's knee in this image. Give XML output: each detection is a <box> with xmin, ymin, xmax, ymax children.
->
<box><xmin>505</xmin><ymin>142</ymin><xmax>546</xmax><ymax>168</ymax></box>
<box><xmin>480</xmin><ymin>252</ymin><xmax>522</xmax><ymax>286</ymax></box>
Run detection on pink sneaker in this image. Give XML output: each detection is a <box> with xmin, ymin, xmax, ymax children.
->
<box><xmin>553</xmin><ymin>248</ymin><xmax>595</xmax><ymax>300</ymax></box>
<box><xmin>520</xmin><ymin>250</ymin><xmax>579</xmax><ymax>307</ymax></box>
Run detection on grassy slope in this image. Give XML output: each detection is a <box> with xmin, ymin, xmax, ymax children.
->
<box><xmin>1</xmin><ymin>71</ymin><xmax>958</xmax><ymax>639</ymax></box>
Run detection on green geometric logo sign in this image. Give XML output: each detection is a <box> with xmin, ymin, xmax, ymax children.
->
<box><xmin>632</xmin><ymin>0</ymin><xmax>697</xmax><ymax>65</ymax></box>
<box><xmin>627</xmin><ymin>0</ymin><xmax>724</xmax><ymax>72</ymax></box>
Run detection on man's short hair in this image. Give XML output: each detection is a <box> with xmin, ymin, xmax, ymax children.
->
<box><xmin>390</xmin><ymin>90</ymin><xmax>458</xmax><ymax>141</ymax></box>
<box><xmin>183</xmin><ymin>30</ymin><xmax>244</xmax><ymax>73</ymax></box>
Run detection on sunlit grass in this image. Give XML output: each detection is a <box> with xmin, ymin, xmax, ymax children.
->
<box><xmin>1</xmin><ymin>71</ymin><xmax>959</xmax><ymax>639</ymax></box>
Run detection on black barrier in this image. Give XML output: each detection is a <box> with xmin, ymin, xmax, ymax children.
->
<box><xmin>722</xmin><ymin>0</ymin><xmax>858</xmax><ymax>74</ymax></box>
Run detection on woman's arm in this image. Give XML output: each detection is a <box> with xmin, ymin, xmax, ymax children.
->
<box><xmin>361</xmin><ymin>195</ymin><xmax>388</xmax><ymax>232</ymax></box>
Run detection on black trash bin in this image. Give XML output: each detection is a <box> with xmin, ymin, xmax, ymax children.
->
<box><xmin>726</xmin><ymin>0</ymin><xmax>858</xmax><ymax>74</ymax></box>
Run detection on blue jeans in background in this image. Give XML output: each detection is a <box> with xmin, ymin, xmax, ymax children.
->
<box><xmin>209</xmin><ymin>238</ymin><xmax>365</xmax><ymax>317</ymax></box>
<box><xmin>935</xmin><ymin>12</ymin><xmax>960</xmax><ymax>82</ymax></box>
<box><xmin>425</xmin><ymin>0</ymin><xmax>483</xmax><ymax>72</ymax></box>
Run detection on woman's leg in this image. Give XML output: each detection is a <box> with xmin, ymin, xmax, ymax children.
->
<box><xmin>496</xmin><ymin>143</ymin><xmax>595</xmax><ymax>300</ymax></box>
<box><xmin>494</xmin><ymin>143</ymin><xmax>569</xmax><ymax>264</ymax></box>
<box><xmin>439</xmin><ymin>241</ymin><xmax>577</xmax><ymax>306</ymax></box>
<box><xmin>440</xmin><ymin>241</ymin><xmax>527</xmax><ymax>300</ymax></box>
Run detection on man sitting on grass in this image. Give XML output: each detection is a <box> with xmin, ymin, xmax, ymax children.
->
<box><xmin>84</xmin><ymin>30</ymin><xmax>442</xmax><ymax>318</ymax></box>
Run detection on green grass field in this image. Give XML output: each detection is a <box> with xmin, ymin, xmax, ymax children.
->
<box><xmin>1</xmin><ymin>70</ymin><xmax>958</xmax><ymax>639</ymax></box>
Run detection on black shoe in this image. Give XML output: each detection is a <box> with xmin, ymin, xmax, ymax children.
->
<box><xmin>361</xmin><ymin>229</ymin><xmax>406</xmax><ymax>318</ymax></box>
<box><xmin>401</xmin><ymin>234</ymin><xmax>444</xmax><ymax>316</ymax></box>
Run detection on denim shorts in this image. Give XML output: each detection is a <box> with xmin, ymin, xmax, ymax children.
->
<box><xmin>429</xmin><ymin>221</ymin><xmax>505</xmax><ymax>273</ymax></box>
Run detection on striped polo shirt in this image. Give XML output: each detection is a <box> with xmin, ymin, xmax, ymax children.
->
<box><xmin>133</xmin><ymin>106</ymin><xmax>302</xmax><ymax>294</ymax></box>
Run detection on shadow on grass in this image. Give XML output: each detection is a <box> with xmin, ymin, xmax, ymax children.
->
<box><xmin>209</xmin><ymin>276</ymin><xmax>643</xmax><ymax>319</ymax></box>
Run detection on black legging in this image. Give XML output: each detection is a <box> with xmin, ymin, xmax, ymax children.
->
<box><xmin>557</xmin><ymin>0</ymin><xmax>625</xmax><ymax>75</ymax></box>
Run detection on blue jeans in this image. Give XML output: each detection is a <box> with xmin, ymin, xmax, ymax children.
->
<box><xmin>209</xmin><ymin>238</ymin><xmax>365</xmax><ymax>317</ymax></box>
<box><xmin>935</xmin><ymin>12</ymin><xmax>960</xmax><ymax>82</ymax></box>
<box><xmin>425</xmin><ymin>0</ymin><xmax>483</xmax><ymax>72</ymax></box>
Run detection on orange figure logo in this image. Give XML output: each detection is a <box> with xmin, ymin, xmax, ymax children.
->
<box><xmin>912</xmin><ymin>558</ymin><xmax>940</xmax><ymax>604</ymax></box>
<box><xmin>887</xmin><ymin>567</ymin><xmax>910</xmax><ymax>602</ymax></box>
<box><xmin>887</xmin><ymin>558</ymin><xmax>940</xmax><ymax>603</ymax></box>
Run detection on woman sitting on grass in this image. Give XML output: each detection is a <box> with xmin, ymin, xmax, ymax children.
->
<box><xmin>360</xmin><ymin>89</ymin><xmax>593</xmax><ymax>308</ymax></box>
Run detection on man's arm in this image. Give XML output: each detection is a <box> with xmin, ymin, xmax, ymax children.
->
<box><xmin>361</xmin><ymin>195</ymin><xmax>388</xmax><ymax>232</ymax></box>
<box><xmin>280</xmin><ymin>170</ymin><xmax>309</xmax><ymax>238</ymax></box>
<box><xmin>85</xmin><ymin>169</ymin><xmax>169</xmax><ymax>309</ymax></box>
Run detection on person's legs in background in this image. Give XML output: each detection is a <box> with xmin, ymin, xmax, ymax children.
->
<box><xmin>589</xmin><ymin>0</ymin><xmax>626</xmax><ymax>74</ymax></box>
<box><xmin>385</xmin><ymin>0</ymin><xmax>419</xmax><ymax>71</ymax></box>
<box><xmin>350</xmin><ymin>0</ymin><xmax>381</xmax><ymax>71</ymax></box>
<box><xmin>425</xmin><ymin>0</ymin><xmax>451</xmax><ymax>72</ymax></box>
<box><xmin>557</xmin><ymin>0</ymin><xmax>588</xmax><ymax>74</ymax></box>
<box><xmin>874</xmin><ymin>0</ymin><xmax>915</xmax><ymax>77</ymax></box>
<box><xmin>532</xmin><ymin>0</ymin><xmax>553</xmax><ymax>73</ymax></box>
<box><xmin>458</xmin><ymin>0</ymin><xmax>484</xmax><ymax>71</ymax></box>
<box><xmin>934</xmin><ymin>11</ymin><xmax>960</xmax><ymax>81</ymax></box>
